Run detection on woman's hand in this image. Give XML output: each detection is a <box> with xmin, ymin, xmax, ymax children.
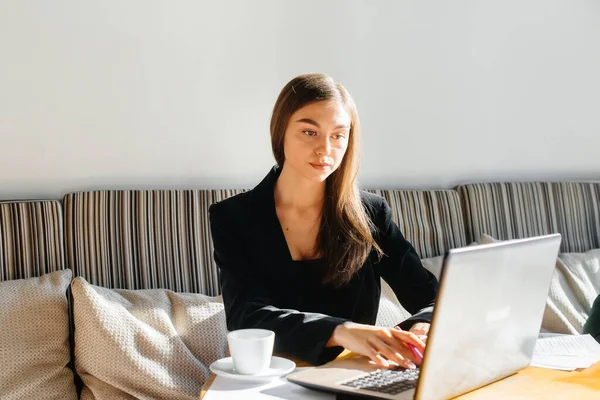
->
<box><xmin>327</xmin><ymin>322</ymin><xmax>426</xmax><ymax>369</ymax></box>
<box><xmin>408</xmin><ymin>322</ymin><xmax>430</xmax><ymax>343</ymax></box>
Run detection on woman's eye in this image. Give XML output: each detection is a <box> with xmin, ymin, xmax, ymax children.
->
<box><xmin>333</xmin><ymin>134</ymin><xmax>346</xmax><ymax>140</ymax></box>
<box><xmin>303</xmin><ymin>130</ymin><xmax>317</xmax><ymax>137</ymax></box>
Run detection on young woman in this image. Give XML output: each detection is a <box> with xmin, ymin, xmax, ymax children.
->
<box><xmin>209</xmin><ymin>73</ymin><xmax>438</xmax><ymax>369</ymax></box>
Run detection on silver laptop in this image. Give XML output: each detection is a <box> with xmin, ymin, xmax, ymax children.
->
<box><xmin>287</xmin><ymin>234</ymin><xmax>561</xmax><ymax>400</ymax></box>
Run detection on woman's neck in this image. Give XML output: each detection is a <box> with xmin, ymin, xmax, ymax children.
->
<box><xmin>274</xmin><ymin>164</ymin><xmax>326</xmax><ymax>210</ymax></box>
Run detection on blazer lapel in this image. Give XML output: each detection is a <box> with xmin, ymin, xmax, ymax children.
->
<box><xmin>247</xmin><ymin>165</ymin><xmax>292</xmax><ymax>266</ymax></box>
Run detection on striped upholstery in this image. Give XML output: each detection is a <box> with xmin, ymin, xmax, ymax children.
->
<box><xmin>369</xmin><ymin>189</ymin><xmax>468</xmax><ymax>258</ymax></box>
<box><xmin>459</xmin><ymin>183</ymin><xmax>600</xmax><ymax>253</ymax></box>
<box><xmin>63</xmin><ymin>190</ymin><xmax>245</xmax><ymax>296</ymax></box>
<box><xmin>64</xmin><ymin>188</ymin><xmax>466</xmax><ymax>296</ymax></box>
<box><xmin>0</xmin><ymin>200</ymin><xmax>65</xmax><ymax>281</ymax></box>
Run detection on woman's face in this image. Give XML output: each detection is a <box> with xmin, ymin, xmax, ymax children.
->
<box><xmin>282</xmin><ymin>100</ymin><xmax>351</xmax><ymax>183</ymax></box>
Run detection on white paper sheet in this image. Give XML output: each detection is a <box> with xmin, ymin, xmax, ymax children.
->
<box><xmin>531</xmin><ymin>334</ymin><xmax>600</xmax><ymax>370</ymax></box>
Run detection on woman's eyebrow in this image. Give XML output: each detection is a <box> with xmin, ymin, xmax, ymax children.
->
<box><xmin>294</xmin><ymin>118</ymin><xmax>350</xmax><ymax>130</ymax></box>
<box><xmin>295</xmin><ymin>118</ymin><xmax>320</xmax><ymax>127</ymax></box>
<box><xmin>334</xmin><ymin>124</ymin><xmax>350</xmax><ymax>130</ymax></box>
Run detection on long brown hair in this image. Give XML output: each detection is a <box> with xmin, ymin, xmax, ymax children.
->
<box><xmin>270</xmin><ymin>73</ymin><xmax>382</xmax><ymax>287</ymax></box>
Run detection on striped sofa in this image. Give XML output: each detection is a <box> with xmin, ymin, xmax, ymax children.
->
<box><xmin>1</xmin><ymin>182</ymin><xmax>599</xmax><ymax>399</ymax></box>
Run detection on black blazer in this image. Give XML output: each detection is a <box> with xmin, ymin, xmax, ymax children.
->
<box><xmin>209</xmin><ymin>165</ymin><xmax>438</xmax><ymax>365</ymax></box>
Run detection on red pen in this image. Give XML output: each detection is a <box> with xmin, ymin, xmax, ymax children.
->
<box><xmin>394</xmin><ymin>326</ymin><xmax>424</xmax><ymax>363</ymax></box>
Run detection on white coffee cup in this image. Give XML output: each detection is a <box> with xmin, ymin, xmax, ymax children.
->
<box><xmin>227</xmin><ymin>328</ymin><xmax>275</xmax><ymax>375</ymax></box>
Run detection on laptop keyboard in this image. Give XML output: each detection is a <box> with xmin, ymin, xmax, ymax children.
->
<box><xmin>340</xmin><ymin>367</ymin><xmax>420</xmax><ymax>395</ymax></box>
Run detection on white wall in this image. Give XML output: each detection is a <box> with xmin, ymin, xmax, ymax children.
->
<box><xmin>1</xmin><ymin>0</ymin><xmax>599</xmax><ymax>200</ymax></box>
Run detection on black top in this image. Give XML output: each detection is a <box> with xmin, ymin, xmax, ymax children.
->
<box><xmin>209</xmin><ymin>165</ymin><xmax>438</xmax><ymax>365</ymax></box>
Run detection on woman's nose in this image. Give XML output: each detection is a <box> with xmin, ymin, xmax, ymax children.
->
<box><xmin>315</xmin><ymin>137</ymin><xmax>332</xmax><ymax>156</ymax></box>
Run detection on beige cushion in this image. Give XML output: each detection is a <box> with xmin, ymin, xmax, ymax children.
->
<box><xmin>421</xmin><ymin>255</ymin><xmax>446</xmax><ymax>281</ymax></box>
<box><xmin>546</xmin><ymin>250</ymin><xmax>600</xmax><ymax>334</ymax></box>
<box><xmin>420</xmin><ymin>241</ymin><xmax>480</xmax><ymax>281</ymax></box>
<box><xmin>0</xmin><ymin>269</ymin><xmax>77</xmax><ymax>400</ymax></box>
<box><xmin>376</xmin><ymin>279</ymin><xmax>412</xmax><ymax>327</ymax></box>
<box><xmin>480</xmin><ymin>234</ymin><xmax>600</xmax><ymax>334</ymax></box>
<box><xmin>376</xmin><ymin>248</ymin><xmax>474</xmax><ymax>328</ymax></box>
<box><xmin>557</xmin><ymin>251</ymin><xmax>600</xmax><ymax>311</ymax></box>
<box><xmin>71</xmin><ymin>277</ymin><xmax>228</xmax><ymax>400</ymax></box>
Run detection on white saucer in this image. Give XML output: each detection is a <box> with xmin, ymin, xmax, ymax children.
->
<box><xmin>209</xmin><ymin>356</ymin><xmax>296</xmax><ymax>382</ymax></box>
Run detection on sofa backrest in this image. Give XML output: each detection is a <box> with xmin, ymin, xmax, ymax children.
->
<box><xmin>63</xmin><ymin>190</ymin><xmax>245</xmax><ymax>296</ymax></box>
<box><xmin>370</xmin><ymin>189</ymin><xmax>468</xmax><ymax>259</ymax></box>
<box><xmin>63</xmin><ymin>188</ymin><xmax>467</xmax><ymax>295</ymax></box>
<box><xmin>459</xmin><ymin>182</ymin><xmax>600</xmax><ymax>253</ymax></box>
<box><xmin>0</xmin><ymin>200</ymin><xmax>65</xmax><ymax>281</ymax></box>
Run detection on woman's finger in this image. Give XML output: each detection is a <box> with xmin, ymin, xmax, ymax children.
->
<box><xmin>374</xmin><ymin>353</ymin><xmax>391</xmax><ymax>368</ymax></box>
<box><xmin>379</xmin><ymin>336</ymin><xmax>421</xmax><ymax>366</ymax></box>
<box><xmin>364</xmin><ymin>344</ymin><xmax>391</xmax><ymax>367</ymax></box>
<box><xmin>367</xmin><ymin>336</ymin><xmax>395</xmax><ymax>367</ymax></box>
<box><xmin>390</xmin><ymin>328</ymin><xmax>426</xmax><ymax>352</ymax></box>
<box><xmin>409</xmin><ymin>328</ymin><xmax>427</xmax><ymax>337</ymax></box>
<box><xmin>368</xmin><ymin>337</ymin><xmax>402</xmax><ymax>366</ymax></box>
<box><xmin>369</xmin><ymin>337</ymin><xmax>417</xmax><ymax>369</ymax></box>
<box><xmin>408</xmin><ymin>322</ymin><xmax>430</xmax><ymax>337</ymax></box>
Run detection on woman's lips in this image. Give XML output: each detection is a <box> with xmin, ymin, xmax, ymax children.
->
<box><xmin>310</xmin><ymin>163</ymin><xmax>332</xmax><ymax>170</ymax></box>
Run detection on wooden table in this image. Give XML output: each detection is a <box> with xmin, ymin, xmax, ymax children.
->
<box><xmin>454</xmin><ymin>362</ymin><xmax>600</xmax><ymax>399</ymax></box>
<box><xmin>200</xmin><ymin>352</ymin><xmax>600</xmax><ymax>399</ymax></box>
